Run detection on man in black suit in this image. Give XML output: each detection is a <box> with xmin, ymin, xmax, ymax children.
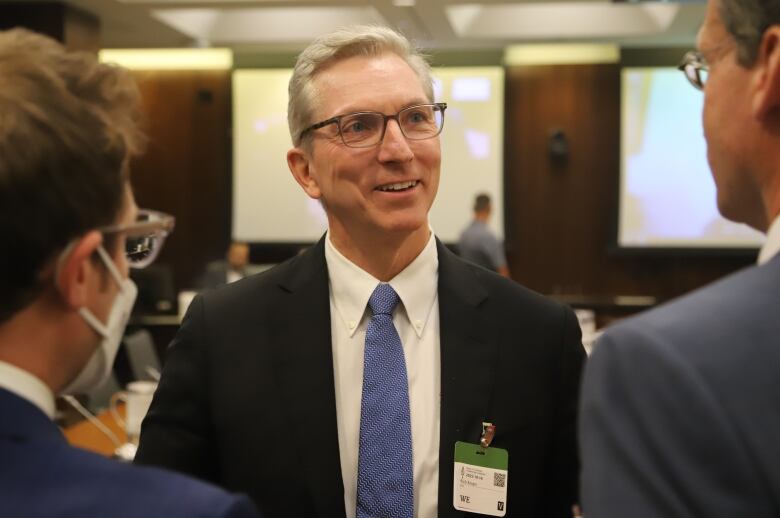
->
<box><xmin>136</xmin><ymin>24</ymin><xmax>585</xmax><ymax>518</ymax></box>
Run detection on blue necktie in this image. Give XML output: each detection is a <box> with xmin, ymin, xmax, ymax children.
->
<box><xmin>357</xmin><ymin>283</ymin><xmax>414</xmax><ymax>518</ymax></box>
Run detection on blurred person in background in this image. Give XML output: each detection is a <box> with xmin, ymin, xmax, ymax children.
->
<box><xmin>458</xmin><ymin>193</ymin><xmax>510</xmax><ymax>277</ymax></box>
<box><xmin>199</xmin><ymin>241</ymin><xmax>251</xmax><ymax>289</ymax></box>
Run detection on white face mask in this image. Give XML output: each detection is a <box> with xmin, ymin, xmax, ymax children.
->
<box><xmin>61</xmin><ymin>246</ymin><xmax>138</xmax><ymax>395</ymax></box>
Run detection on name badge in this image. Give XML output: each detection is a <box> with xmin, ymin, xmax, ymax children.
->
<box><xmin>453</xmin><ymin>440</ymin><xmax>508</xmax><ymax>516</ymax></box>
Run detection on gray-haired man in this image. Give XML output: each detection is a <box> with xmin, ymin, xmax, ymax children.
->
<box><xmin>138</xmin><ymin>25</ymin><xmax>584</xmax><ymax>518</ymax></box>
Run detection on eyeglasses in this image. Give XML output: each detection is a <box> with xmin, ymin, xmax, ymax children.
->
<box><xmin>98</xmin><ymin>209</ymin><xmax>175</xmax><ymax>269</ymax></box>
<box><xmin>678</xmin><ymin>50</ymin><xmax>709</xmax><ymax>90</ymax></box>
<box><xmin>299</xmin><ymin>102</ymin><xmax>447</xmax><ymax>148</ymax></box>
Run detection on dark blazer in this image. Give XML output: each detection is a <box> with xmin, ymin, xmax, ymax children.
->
<box><xmin>136</xmin><ymin>236</ymin><xmax>585</xmax><ymax>517</ymax></box>
<box><xmin>0</xmin><ymin>388</ymin><xmax>258</xmax><ymax>518</ymax></box>
<box><xmin>580</xmin><ymin>253</ymin><xmax>780</xmax><ymax>517</ymax></box>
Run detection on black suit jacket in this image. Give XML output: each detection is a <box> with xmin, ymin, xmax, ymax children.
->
<box><xmin>136</xmin><ymin>236</ymin><xmax>585</xmax><ymax>517</ymax></box>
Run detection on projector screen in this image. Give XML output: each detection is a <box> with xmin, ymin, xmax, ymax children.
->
<box><xmin>232</xmin><ymin>67</ymin><xmax>504</xmax><ymax>243</ymax></box>
<box><xmin>618</xmin><ymin>67</ymin><xmax>763</xmax><ymax>249</ymax></box>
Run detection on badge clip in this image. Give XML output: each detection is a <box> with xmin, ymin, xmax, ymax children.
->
<box><xmin>480</xmin><ymin>421</ymin><xmax>496</xmax><ymax>449</ymax></box>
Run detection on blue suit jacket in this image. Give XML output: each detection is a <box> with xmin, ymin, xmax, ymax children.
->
<box><xmin>0</xmin><ymin>387</ymin><xmax>259</xmax><ymax>518</ymax></box>
<box><xmin>580</xmin><ymin>253</ymin><xmax>780</xmax><ymax>517</ymax></box>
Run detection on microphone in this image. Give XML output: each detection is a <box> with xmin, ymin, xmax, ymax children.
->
<box><xmin>61</xmin><ymin>394</ymin><xmax>137</xmax><ymax>461</ymax></box>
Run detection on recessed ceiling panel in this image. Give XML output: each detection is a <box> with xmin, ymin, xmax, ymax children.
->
<box><xmin>153</xmin><ymin>7</ymin><xmax>385</xmax><ymax>43</ymax></box>
<box><xmin>448</xmin><ymin>2</ymin><xmax>681</xmax><ymax>40</ymax></box>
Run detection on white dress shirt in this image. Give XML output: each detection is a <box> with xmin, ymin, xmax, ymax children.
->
<box><xmin>758</xmin><ymin>215</ymin><xmax>780</xmax><ymax>265</ymax></box>
<box><xmin>0</xmin><ymin>360</ymin><xmax>56</xmax><ymax>419</ymax></box>
<box><xmin>226</xmin><ymin>269</ymin><xmax>244</xmax><ymax>284</ymax></box>
<box><xmin>325</xmin><ymin>232</ymin><xmax>441</xmax><ymax>518</ymax></box>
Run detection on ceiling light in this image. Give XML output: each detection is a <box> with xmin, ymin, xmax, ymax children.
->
<box><xmin>504</xmin><ymin>44</ymin><xmax>620</xmax><ymax>66</ymax></box>
<box><xmin>98</xmin><ymin>48</ymin><xmax>233</xmax><ymax>70</ymax></box>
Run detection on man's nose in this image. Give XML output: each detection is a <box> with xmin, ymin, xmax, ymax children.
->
<box><xmin>378</xmin><ymin>119</ymin><xmax>414</xmax><ymax>163</ymax></box>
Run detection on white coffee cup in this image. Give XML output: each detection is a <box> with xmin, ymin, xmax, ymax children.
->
<box><xmin>110</xmin><ymin>380</ymin><xmax>157</xmax><ymax>444</ymax></box>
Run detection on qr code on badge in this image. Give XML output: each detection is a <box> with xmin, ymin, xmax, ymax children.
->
<box><xmin>493</xmin><ymin>472</ymin><xmax>506</xmax><ymax>488</ymax></box>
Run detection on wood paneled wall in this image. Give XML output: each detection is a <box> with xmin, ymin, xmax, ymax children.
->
<box><xmin>504</xmin><ymin>63</ymin><xmax>752</xmax><ymax>302</ymax></box>
<box><xmin>129</xmin><ymin>70</ymin><xmax>232</xmax><ymax>291</ymax></box>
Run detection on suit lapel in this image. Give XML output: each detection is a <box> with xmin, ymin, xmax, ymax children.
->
<box><xmin>435</xmin><ymin>241</ymin><xmax>497</xmax><ymax>518</ymax></box>
<box><xmin>272</xmin><ymin>237</ymin><xmax>346</xmax><ymax>518</ymax></box>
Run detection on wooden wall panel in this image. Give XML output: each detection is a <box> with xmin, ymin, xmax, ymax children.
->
<box><xmin>504</xmin><ymin>63</ymin><xmax>752</xmax><ymax>305</ymax></box>
<box><xmin>129</xmin><ymin>70</ymin><xmax>232</xmax><ymax>291</ymax></box>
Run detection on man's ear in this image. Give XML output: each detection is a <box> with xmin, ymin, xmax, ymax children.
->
<box><xmin>287</xmin><ymin>146</ymin><xmax>322</xmax><ymax>199</ymax></box>
<box><xmin>752</xmin><ymin>26</ymin><xmax>780</xmax><ymax>120</ymax></box>
<box><xmin>56</xmin><ymin>231</ymin><xmax>103</xmax><ymax>309</ymax></box>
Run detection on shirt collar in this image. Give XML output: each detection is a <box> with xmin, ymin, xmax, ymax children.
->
<box><xmin>0</xmin><ymin>361</ymin><xmax>56</xmax><ymax>419</ymax></box>
<box><xmin>325</xmin><ymin>231</ymin><xmax>439</xmax><ymax>338</ymax></box>
<box><xmin>758</xmin><ymin>214</ymin><xmax>780</xmax><ymax>265</ymax></box>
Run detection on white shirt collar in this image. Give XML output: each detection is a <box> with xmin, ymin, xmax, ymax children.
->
<box><xmin>0</xmin><ymin>361</ymin><xmax>56</xmax><ymax>419</ymax></box>
<box><xmin>758</xmin><ymin>215</ymin><xmax>780</xmax><ymax>265</ymax></box>
<box><xmin>325</xmin><ymin>231</ymin><xmax>439</xmax><ymax>339</ymax></box>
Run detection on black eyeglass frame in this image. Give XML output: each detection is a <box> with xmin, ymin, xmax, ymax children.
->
<box><xmin>678</xmin><ymin>50</ymin><xmax>709</xmax><ymax>91</ymax></box>
<box><xmin>298</xmin><ymin>102</ymin><xmax>448</xmax><ymax>148</ymax></box>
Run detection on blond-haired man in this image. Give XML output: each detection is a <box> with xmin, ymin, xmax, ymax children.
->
<box><xmin>0</xmin><ymin>28</ymin><xmax>258</xmax><ymax>518</ymax></box>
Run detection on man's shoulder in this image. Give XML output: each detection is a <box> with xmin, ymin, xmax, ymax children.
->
<box><xmin>94</xmin><ymin>454</ymin><xmax>257</xmax><ymax>517</ymax></box>
<box><xmin>206</xmin><ymin>260</ymin><xmax>228</xmax><ymax>272</ymax></box>
<box><xmin>441</xmin><ymin>246</ymin><xmax>565</xmax><ymax>315</ymax></box>
<box><xmin>1</xmin><ymin>439</ymin><xmax>257</xmax><ymax>518</ymax></box>
<box><xmin>461</xmin><ymin>220</ymin><xmax>494</xmax><ymax>239</ymax></box>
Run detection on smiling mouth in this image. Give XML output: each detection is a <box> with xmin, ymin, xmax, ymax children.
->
<box><xmin>376</xmin><ymin>180</ymin><xmax>419</xmax><ymax>192</ymax></box>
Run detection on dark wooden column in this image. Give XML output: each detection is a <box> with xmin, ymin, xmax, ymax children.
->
<box><xmin>0</xmin><ymin>1</ymin><xmax>99</xmax><ymax>52</ymax></box>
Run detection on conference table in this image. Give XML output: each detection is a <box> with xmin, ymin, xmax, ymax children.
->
<box><xmin>63</xmin><ymin>404</ymin><xmax>128</xmax><ymax>457</ymax></box>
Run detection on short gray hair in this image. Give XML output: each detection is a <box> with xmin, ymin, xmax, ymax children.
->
<box><xmin>719</xmin><ymin>0</ymin><xmax>780</xmax><ymax>66</ymax></box>
<box><xmin>287</xmin><ymin>24</ymin><xmax>434</xmax><ymax>146</ymax></box>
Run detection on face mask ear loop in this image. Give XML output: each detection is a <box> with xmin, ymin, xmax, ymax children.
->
<box><xmin>95</xmin><ymin>245</ymin><xmax>125</xmax><ymax>289</ymax></box>
<box><xmin>78</xmin><ymin>306</ymin><xmax>110</xmax><ymax>338</ymax></box>
<box><xmin>55</xmin><ymin>239</ymin><xmax>123</xmax><ymax>292</ymax></box>
<box><xmin>77</xmin><ymin>246</ymin><xmax>122</xmax><ymax>339</ymax></box>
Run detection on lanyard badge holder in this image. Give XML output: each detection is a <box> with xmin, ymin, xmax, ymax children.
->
<box><xmin>453</xmin><ymin>422</ymin><xmax>509</xmax><ymax>516</ymax></box>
